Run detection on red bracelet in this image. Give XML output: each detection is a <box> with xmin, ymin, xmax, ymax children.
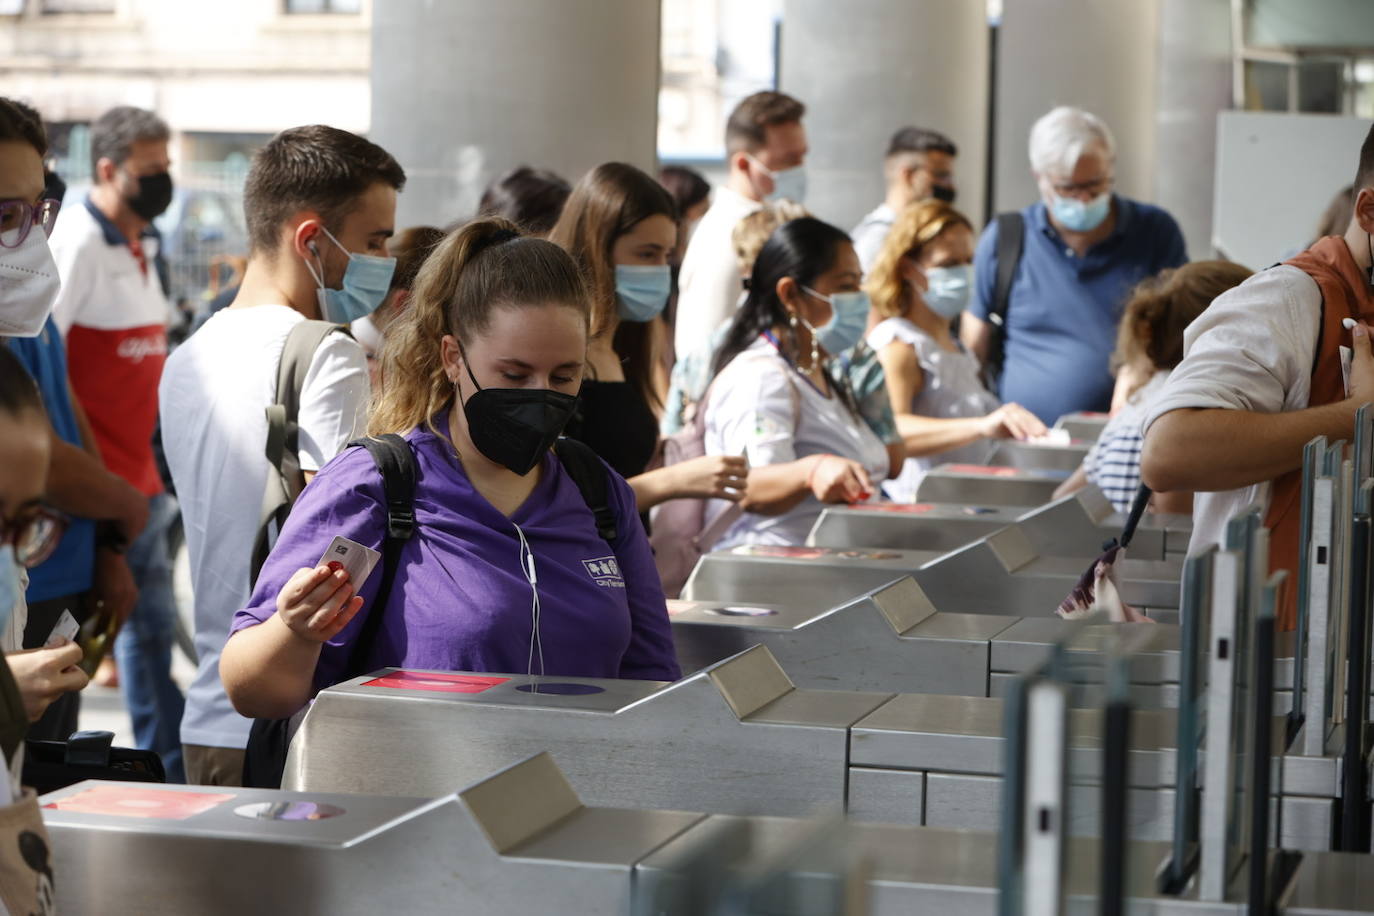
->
<box><xmin>807</xmin><ymin>454</ymin><xmax>838</xmax><ymax>489</ymax></box>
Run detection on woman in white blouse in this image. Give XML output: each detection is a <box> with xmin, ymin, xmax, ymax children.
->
<box><xmin>866</xmin><ymin>200</ymin><xmax>1045</xmax><ymax>502</ymax></box>
<box><xmin>702</xmin><ymin>217</ymin><xmax>893</xmax><ymax>547</ymax></box>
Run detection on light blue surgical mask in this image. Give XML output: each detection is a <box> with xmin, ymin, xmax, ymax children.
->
<box><xmin>1050</xmin><ymin>191</ymin><xmax>1111</xmax><ymax>233</ymax></box>
<box><xmin>749</xmin><ymin>154</ymin><xmax>807</xmax><ymax>203</ymax></box>
<box><xmin>923</xmin><ymin>264</ymin><xmax>973</xmax><ymax>320</ymax></box>
<box><xmin>0</xmin><ymin>547</ymin><xmax>21</xmax><ymax>635</ymax></box>
<box><xmin>615</xmin><ymin>264</ymin><xmax>672</xmax><ymax>322</ymax></box>
<box><xmin>305</xmin><ymin>226</ymin><xmax>397</xmax><ymax>325</ymax></box>
<box><xmin>804</xmin><ymin>286</ymin><xmax>871</xmax><ymax>355</ymax></box>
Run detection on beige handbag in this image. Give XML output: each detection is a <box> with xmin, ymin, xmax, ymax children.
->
<box><xmin>0</xmin><ymin>789</ymin><xmax>57</xmax><ymax>915</ymax></box>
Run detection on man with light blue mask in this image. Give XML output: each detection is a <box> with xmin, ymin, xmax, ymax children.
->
<box><xmin>158</xmin><ymin>125</ymin><xmax>404</xmax><ymax>787</ymax></box>
<box><xmin>676</xmin><ymin>90</ymin><xmax>809</xmax><ymax>363</ymax></box>
<box><xmin>961</xmin><ymin>106</ymin><xmax>1186</xmax><ymax>425</ymax></box>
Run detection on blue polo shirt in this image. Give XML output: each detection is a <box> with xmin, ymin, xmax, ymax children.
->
<box><xmin>5</xmin><ymin>317</ymin><xmax>96</xmax><ymax>602</ymax></box>
<box><xmin>971</xmin><ymin>196</ymin><xmax>1187</xmax><ymax>424</ymax></box>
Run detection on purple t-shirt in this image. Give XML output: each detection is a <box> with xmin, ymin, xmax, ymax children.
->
<box><xmin>232</xmin><ymin>426</ymin><xmax>681</xmax><ymax>691</ymax></box>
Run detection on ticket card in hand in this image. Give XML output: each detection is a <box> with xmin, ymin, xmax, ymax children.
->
<box><xmin>317</xmin><ymin>536</ymin><xmax>382</xmax><ymax>589</ymax></box>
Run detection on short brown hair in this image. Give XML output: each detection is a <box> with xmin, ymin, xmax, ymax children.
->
<box><xmin>243</xmin><ymin>125</ymin><xmax>406</xmax><ymax>258</ymax></box>
<box><xmin>1113</xmin><ymin>259</ymin><xmax>1253</xmax><ymax>396</ymax></box>
<box><xmin>388</xmin><ymin>225</ymin><xmax>445</xmax><ymax>294</ymax></box>
<box><xmin>0</xmin><ymin>98</ymin><xmax>47</xmax><ymax>158</ymax></box>
<box><xmin>725</xmin><ymin>91</ymin><xmax>805</xmax><ymax>155</ymax></box>
<box><xmin>89</xmin><ymin>106</ymin><xmax>168</xmax><ymax>177</ymax></box>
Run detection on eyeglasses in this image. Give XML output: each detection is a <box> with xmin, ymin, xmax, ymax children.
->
<box><xmin>2</xmin><ymin>507</ymin><xmax>67</xmax><ymax>569</ymax></box>
<box><xmin>0</xmin><ymin>198</ymin><xmax>62</xmax><ymax>249</ymax></box>
<box><xmin>1049</xmin><ymin>176</ymin><xmax>1113</xmax><ymax>198</ymax></box>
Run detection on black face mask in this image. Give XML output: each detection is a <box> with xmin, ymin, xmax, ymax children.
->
<box><xmin>930</xmin><ymin>184</ymin><xmax>957</xmax><ymax>204</ymax></box>
<box><xmin>125</xmin><ymin>172</ymin><xmax>174</xmax><ymax>222</ymax></box>
<box><xmin>459</xmin><ymin>353</ymin><xmax>580</xmax><ymax>476</ymax></box>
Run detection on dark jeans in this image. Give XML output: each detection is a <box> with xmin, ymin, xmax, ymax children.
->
<box><xmin>114</xmin><ymin>493</ymin><xmax>186</xmax><ymax>783</ymax></box>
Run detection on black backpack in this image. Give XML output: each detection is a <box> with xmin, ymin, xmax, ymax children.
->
<box><xmin>242</xmin><ymin>433</ymin><xmax>617</xmax><ymax>788</ymax></box>
<box><xmin>982</xmin><ymin>211</ymin><xmax>1026</xmax><ymax>391</ymax></box>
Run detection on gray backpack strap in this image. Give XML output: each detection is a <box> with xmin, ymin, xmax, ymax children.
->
<box><xmin>250</xmin><ymin>320</ymin><xmax>349</xmax><ymax>586</ymax></box>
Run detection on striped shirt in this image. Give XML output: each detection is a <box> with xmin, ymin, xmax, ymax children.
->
<box><xmin>1082</xmin><ymin>370</ymin><xmax>1170</xmax><ymax>513</ymax></box>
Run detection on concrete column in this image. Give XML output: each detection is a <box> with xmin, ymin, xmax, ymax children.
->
<box><xmin>779</xmin><ymin>0</ymin><xmax>989</xmax><ymax>234</ymax></box>
<box><xmin>1153</xmin><ymin>0</ymin><xmax>1232</xmax><ymax>259</ymax></box>
<box><xmin>994</xmin><ymin>0</ymin><xmax>1161</xmax><ymax>214</ymax></box>
<box><xmin>370</xmin><ymin>0</ymin><xmax>661</xmax><ymax>229</ymax></box>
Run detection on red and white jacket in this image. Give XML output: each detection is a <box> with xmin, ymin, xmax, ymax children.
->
<box><xmin>49</xmin><ymin>198</ymin><xmax>171</xmax><ymax>497</ymax></box>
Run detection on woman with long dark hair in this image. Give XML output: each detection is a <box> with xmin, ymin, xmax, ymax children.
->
<box><xmin>549</xmin><ymin>163</ymin><xmax>747</xmax><ymax>513</ymax></box>
<box><xmin>701</xmin><ymin>217</ymin><xmax>892</xmax><ymax>547</ymax></box>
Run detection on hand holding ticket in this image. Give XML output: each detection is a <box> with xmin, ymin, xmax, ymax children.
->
<box><xmin>274</xmin><ymin>536</ymin><xmax>380</xmax><ymax>643</ymax></box>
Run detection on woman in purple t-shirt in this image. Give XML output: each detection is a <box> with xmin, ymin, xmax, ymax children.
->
<box><xmin>221</xmin><ymin>218</ymin><xmax>681</xmax><ymax>721</ymax></box>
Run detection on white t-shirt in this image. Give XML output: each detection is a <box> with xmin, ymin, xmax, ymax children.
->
<box><xmin>704</xmin><ymin>339</ymin><xmax>890</xmax><ymax>548</ymax></box>
<box><xmin>851</xmin><ymin>203</ymin><xmax>896</xmax><ymax>274</ymax></box>
<box><xmin>160</xmin><ymin>305</ymin><xmax>369</xmax><ymax>748</ymax></box>
<box><xmin>867</xmin><ymin>316</ymin><xmax>1000</xmax><ymax>503</ymax></box>
<box><xmin>1142</xmin><ymin>266</ymin><xmax>1321</xmax><ymax>556</ymax></box>
<box><xmin>674</xmin><ymin>186</ymin><xmax>761</xmax><ymax>360</ymax></box>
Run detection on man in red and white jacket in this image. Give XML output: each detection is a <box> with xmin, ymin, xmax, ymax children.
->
<box><xmin>48</xmin><ymin>105</ymin><xmax>185</xmax><ymax>782</ymax></box>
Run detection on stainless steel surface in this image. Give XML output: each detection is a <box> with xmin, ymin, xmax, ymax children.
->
<box><xmin>286</xmin><ymin>646</ymin><xmax>893</xmax><ymax>819</ymax></box>
<box><xmin>1054</xmin><ymin>412</ymin><xmax>1110</xmax><ymax>441</ymax></box>
<box><xmin>987</xmin><ymin>438</ymin><xmax>1091</xmax><ymax>472</ymax></box>
<box><xmin>846</xmin><ymin>768</ymin><xmax>925</xmax><ymax>827</ymax></box>
<box><xmin>915</xmin><ymin>464</ymin><xmax>1066</xmax><ymax>507</ymax></box>
<box><xmin>916</xmin><ymin>526</ymin><xmax>1183</xmax><ymax>615</ymax></box>
<box><xmin>920</xmin><ymin>772</ymin><xmax>1176</xmax><ymax>841</ymax></box>
<box><xmin>681</xmin><ymin>545</ymin><xmax>945</xmax><ymax>612</ymax></box>
<box><xmin>40</xmin><ymin>770</ymin><xmax>704</xmax><ymax>915</ymax></box>
<box><xmin>1284</xmin><ymin>849</ymin><xmax>1374</xmax><ymax>914</ymax></box>
<box><xmin>807</xmin><ymin>502</ymin><xmax>1024</xmax><ymax>552</ymax></box>
<box><xmin>671</xmin><ymin>577</ymin><xmax>1018</xmax><ymax>694</ymax></box>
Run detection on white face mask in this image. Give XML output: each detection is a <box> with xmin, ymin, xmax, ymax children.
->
<box><xmin>0</xmin><ymin>227</ymin><xmax>61</xmax><ymax>337</ymax></box>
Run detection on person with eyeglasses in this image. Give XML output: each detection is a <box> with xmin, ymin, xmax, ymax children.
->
<box><xmin>0</xmin><ymin>347</ymin><xmax>91</xmax><ymax>723</ymax></box>
<box><xmin>960</xmin><ymin>106</ymin><xmax>1188</xmax><ymax>426</ymax></box>
<box><xmin>1</xmin><ymin>97</ymin><xmax>142</xmax><ymax>740</ymax></box>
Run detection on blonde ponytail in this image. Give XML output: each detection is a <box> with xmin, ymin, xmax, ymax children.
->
<box><xmin>369</xmin><ymin>216</ymin><xmax>591</xmax><ymax>436</ymax></box>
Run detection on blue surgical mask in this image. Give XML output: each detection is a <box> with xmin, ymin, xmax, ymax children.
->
<box><xmin>305</xmin><ymin>226</ymin><xmax>397</xmax><ymax>325</ymax></box>
<box><xmin>805</xmin><ymin>286</ymin><xmax>871</xmax><ymax>355</ymax></box>
<box><xmin>1049</xmin><ymin>191</ymin><xmax>1111</xmax><ymax>233</ymax></box>
<box><xmin>615</xmin><ymin>264</ymin><xmax>672</xmax><ymax>322</ymax></box>
<box><xmin>750</xmin><ymin>155</ymin><xmax>807</xmax><ymax>203</ymax></box>
<box><xmin>923</xmin><ymin>264</ymin><xmax>973</xmax><ymax>320</ymax></box>
<box><xmin>0</xmin><ymin>547</ymin><xmax>21</xmax><ymax>635</ymax></box>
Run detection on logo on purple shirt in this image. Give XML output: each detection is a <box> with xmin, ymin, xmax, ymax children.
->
<box><xmin>582</xmin><ymin>556</ymin><xmax>625</xmax><ymax>588</ymax></box>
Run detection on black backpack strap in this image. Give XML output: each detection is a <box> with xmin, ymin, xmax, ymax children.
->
<box><xmin>553</xmin><ymin>438</ymin><xmax>618</xmax><ymax>543</ymax></box>
<box><xmin>250</xmin><ymin>320</ymin><xmax>350</xmax><ymax>584</ymax></box>
<box><xmin>242</xmin><ymin>432</ymin><xmax>416</xmax><ymax>790</ymax></box>
<box><xmin>341</xmin><ymin>433</ymin><xmax>417</xmax><ymax>679</ymax></box>
<box><xmin>984</xmin><ymin>211</ymin><xmax>1025</xmax><ymax>389</ymax></box>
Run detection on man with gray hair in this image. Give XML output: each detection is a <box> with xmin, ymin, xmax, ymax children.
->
<box><xmin>961</xmin><ymin>106</ymin><xmax>1186</xmax><ymax>425</ymax></box>
<box><xmin>48</xmin><ymin>105</ymin><xmax>185</xmax><ymax>781</ymax></box>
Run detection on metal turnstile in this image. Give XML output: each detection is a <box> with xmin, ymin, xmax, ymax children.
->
<box><xmin>285</xmin><ymin>646</ymin><xmax>891</xmax><ymax>818</ymax></box>
<box><xmin>809</xmin><ymin>487</ymin><xmax>1191</xmax><ymax>562</ymax></box>
<box><xmin>1054</xmin><ymin>410</ymin><xmax>1111</xmax><ymax>441</ymax></box>
<box><xmin>915</xmin><ymin>463</ymin><xmax>1067</xmax><ymax>507</ymax></box>
<box><xmin>669</xmin><ymin>577</ymin><xmax>1018</xmax><ymax>693</ymax></box>
<box><xmin>40</xmin><ymin>765</ymin><xmax>702</xmax><ymax>915</ymax></box>
<box><xmin>684</xmin><ymin>529</ymin><xmax>1183</xmax><ymax>617</ymax></box>
<box><xmin>987</xmin><ymin>438</ymin><xmax>1091</xmax><ymax>473</ymax></box>
<box><xmin>681</xmin><ymin>544</ymin><xmax>944</xmax><ymax>612</ymax></box>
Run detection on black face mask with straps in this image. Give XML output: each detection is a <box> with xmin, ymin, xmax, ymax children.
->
<box><xmin>457</xmin><ymin>346</ymin><xmax>581</xmax><ymax>476</ymax></box>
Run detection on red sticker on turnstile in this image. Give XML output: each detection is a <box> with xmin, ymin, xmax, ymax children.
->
<box><xmin>945</xmin><ymin>465</ymin><xmax>1019</xmax><ymax>477</ymax></box>
<box><xmin>851</xmin><ymin>503</ymin><xmax>935</xmax><ymax>513</ymax></box>
<box><xmin>666</xmin><ymin>599</ymin><xmax>702</xmax><ymax>617</ymax></box>
<box><xmin>45</xmin><ymin>785</ymin><xmax>235</xmax><ymax>820</ymax></box>
<box><xmin>729</xmin><ymin>545</ymin><xmax>828</xmax><ymax>559</ymax></box>
<box><xmin>363</xmin><ymin>671</ymin><xmax>510</xmax><ymax>693</ymax></box>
